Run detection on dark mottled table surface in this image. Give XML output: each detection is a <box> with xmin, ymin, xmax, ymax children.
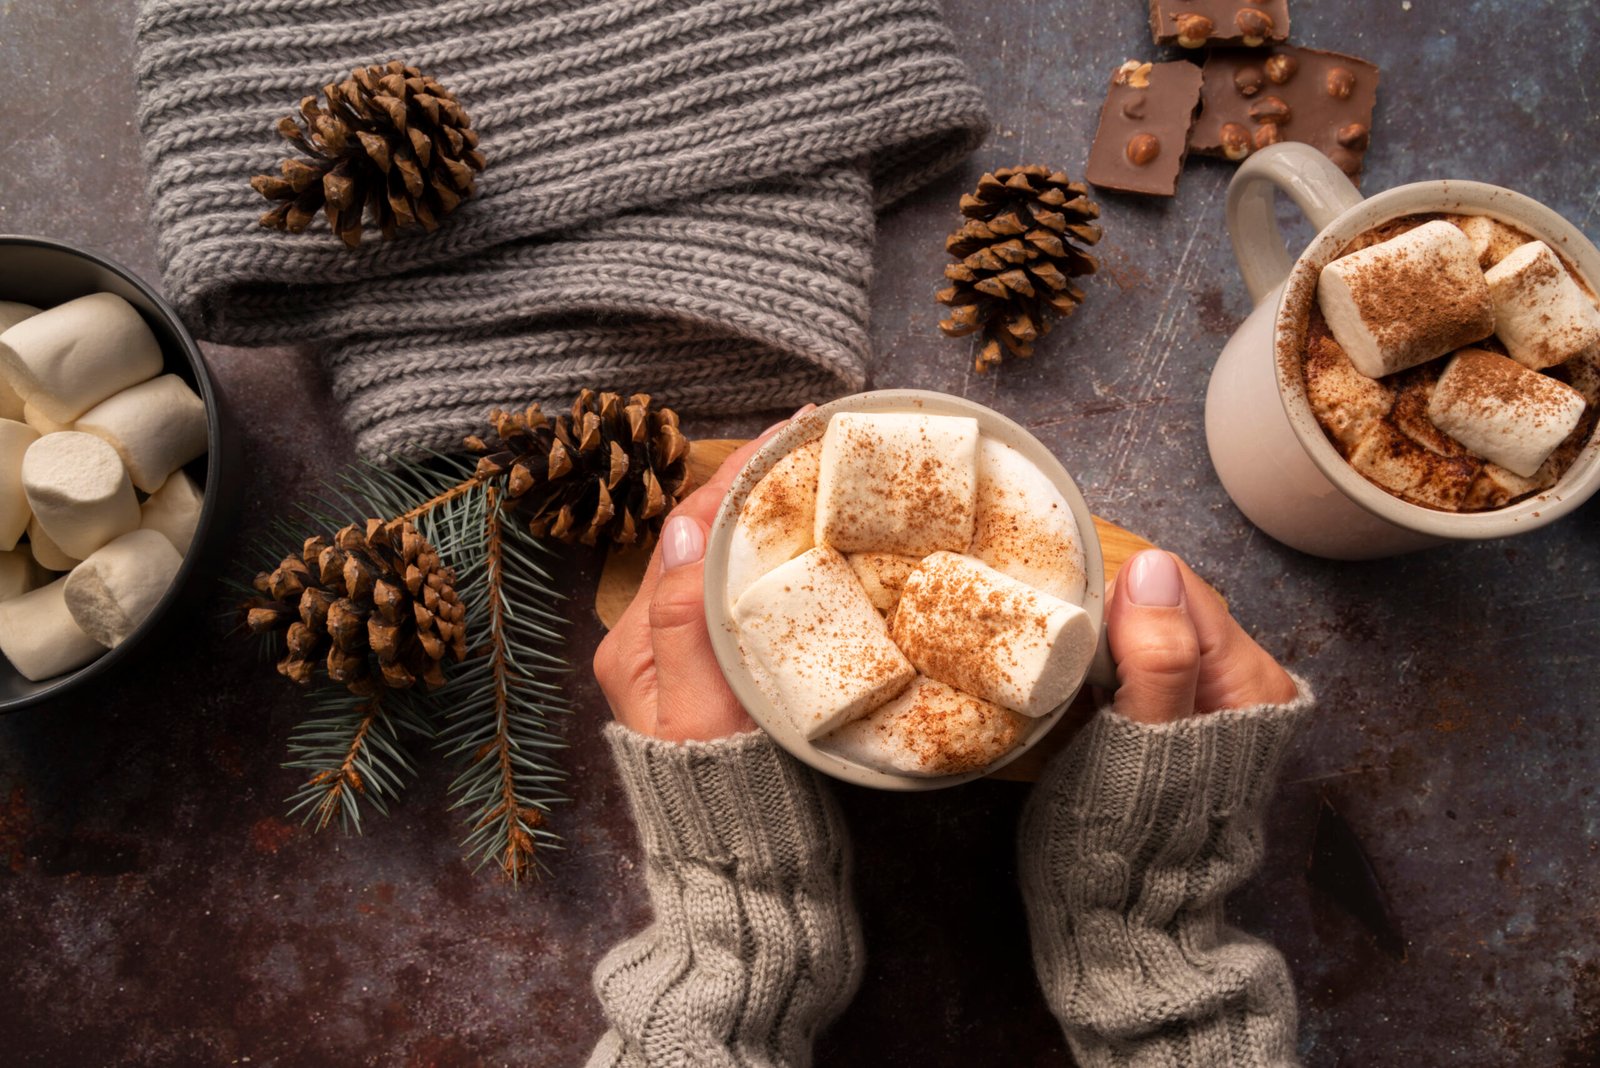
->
<box><xmin>2</xmin><ymin>2</ymin><xmax>1597</xmax><ymax>1065</ymax></box>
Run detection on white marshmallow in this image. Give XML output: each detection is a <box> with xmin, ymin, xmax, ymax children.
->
<box><xmin>1303</xmin><ymin>331</ymin><xmax>1393</xmax><ymax>449</ymax></box>
<box><xmin>733</xmin><ymin>546</ymin><xmax>914</xmax><ymax>740</ymax></box>
<box><xmin>0</xmin><ymin>292</ymin><xmax>164</xmax><ymax>422</ymax></box>
<box><xmin>140</xmin><ymin>469</ymin><xmax>204</xmax><ymax>555</ymax></box>
<box><xmin>1317</xmin><ymin>220</ymin><xmax>1495</xmax><ymax>379</ymax></box>
<box><xmin>1483</xmin><ymin>241</ymin><xmax>1600</xmax><ymax>371</ymax></box>
<box><xmin>725</xmin><ymin>439</ymin><xmax>821</xmax><ymax>605</ymax></box>
<box><xmin>64</xmin><ymin>529</ymin><xmax>184</xmax><ymax>648</ymax></box>
<box><xmin>1464</xmin><ymin>462</ymin><xmax>1553</xmax><ymax>511</ymax></box>
<box><xmin>26</xmin><ymin>517</ymin><xmax>80</xmax><ymax>572</ymax></box>
<box><xmin>813</xmin><ymin>412</ymin><xmax>979</xmax><ymax>556</ymax></box>
<box><xmin>0</xmin><ymin>577</ymin><xmax>104</xmax><ymax>681</ymax></box>
<box><xmin>0</xmin><ymin>419</ymin><xmax>39</xmax><ymax>551</ymax></box>
<box><xmin>77</xmin><ymin>374</ymin><xmax>208</xmax><ymax>493</ymax></box>
<box><xmin>21</xmin><ymin>431</ymin><xmax>140</xmax><ymax>560</ymax></box>
<box><xmin>892</xmin><ymin>552</ymin><xmax>1095</xmax><ymax>718</ymax></box>
<box><xmin>0</xmin><ymin>302</ymin><xmax>40</xmax><ymax>333</ymax></box>
<box><xmin>845</xmin><ymin>552</ymin><xmax>920</xmax><ymax>615</ymax></box>
<box><xmin>0</xmin><ymin>547</ymin><xmax>40</xmax><ymax>601</ymax></box>
<box><xmin>1427</xmin><ymin>348</ymin><xmax>1587</xmax><ymax>478</ymax></box>
<box><xmin>819</xmin><ymin>676</ymin><xmax>1026</xmax><ymax>777</ymax></box>
<box><xmin>1452</xmin><ymin>215</ymin><xmax>1528</xmax><ymax>269</ymax></box>
<box><xmin>1345</xmin><ymin>421</ymin><xmax>1478</xmax><ymax>511</ymax></box>
<box><xmin>0</xmin><ymin>304</ymin><xmax>32</xmax><ymax>422</ymax></box>
<box><xmin>969</xmin><ymin>438</ymin><xmax>1087</xmax><ymax>604</ymax></box>
<box><xmin>22</xmin><ymin>401</ymin><xmax>73</xmax><ymax>435</ymax></box>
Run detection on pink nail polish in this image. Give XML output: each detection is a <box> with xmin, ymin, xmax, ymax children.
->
<box><xmin>1124</xmin><ymin>550</ymin><xmax>1182</xmax><ymax>607</ymax></box>
<box><xmin>660</xmin><ymin>516</ymin><xmax>705</xmax><ymax>570</ymax></box>
<box><xmin>792</xmin><ymin>403</ymin><xmax>817</xmax><ymax>418</ymax></box>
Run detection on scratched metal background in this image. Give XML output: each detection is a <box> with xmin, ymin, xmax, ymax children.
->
<box><xmin>1</xmin><ymin>1</ymin><xmax>1597</xmax><ymax>1065</ymax></box>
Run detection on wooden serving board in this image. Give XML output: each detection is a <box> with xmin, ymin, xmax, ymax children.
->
<box><xmin>593</xmin><ymin>439</ymin><xmax>1181</xmax><ymax>783</ymax></box>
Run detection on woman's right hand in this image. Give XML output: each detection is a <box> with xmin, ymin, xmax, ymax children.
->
<box><xmin>1106</xmin><ymin>550</ymin><xmax>1298</xmax><ymax>725</ymax></box>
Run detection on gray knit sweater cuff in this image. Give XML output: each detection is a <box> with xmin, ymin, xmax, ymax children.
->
<box><xmin>605</xmin><ymin>724</ymin><xmax>849</xmax><ymax>874</ymax></box>
<box><xmin>1042</xmin><ymin>674</ymin><xmax>1314</xmax><ymax>855</ymax></box>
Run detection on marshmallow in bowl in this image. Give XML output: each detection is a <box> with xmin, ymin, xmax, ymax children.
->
<box><xmin>813</xmin><ymin>412</ymin><xmax>979</xmax><ymax>556</ymax></box>
<box><xmin>64</xmin><ymin>529</ymin><xmax>184</xmax><ymax>648</ymax></box>
<box><xmin>21</xmin><ymin>431</ymin><xmax>140</xmax><ymax>561</ymax></box>
<box><xmin>969</xmin><ymin>438</ymin><xmax>1087</xmax><ymax>604</ymax></box>
<box><xmin>76</xmin><ymin>374</ymin><xmax>208</xmax><ymax>493</ymax></box>
<box><xmin>0</xmin><ymin>577</ymin><xmax>105</xmax><ymax>681</ymax></box>
<box><xmin>845</xmin><ymin>552</ymin><xmax>920</xmax><ymax>615</ymax></box>
<box><xmin>1483</xmin><ymin>241</ymin><xmax>1600</xmax><ymax>371</ymax></box>
<box><xmin>140</xmin><ymin>469</ymin><xmax>204</xmax><ymax>555</ymax></box>
<box><xmin>733</xmin><ymin>546</ymin><xmax>915</xmax><ymax>740</ymax></box>
<box><xmin>892</xmin><ymin>552</ymin><xmax>1094</xmax><ymax>718</ymax></box>
<box><xmin>0</xmin><ymin>419</ymin><xmax>39</xmax><ymax>551</ymax></box>
<box><xmin>1452</xmin><ymin>215</ymin><xmax>1530</xmax><ymax>269</ymax></box>
<box><xmin>0</xmin><ymin>547</ymin><xmax>39</xmax><ymax>601</ymax></box>
<box><xmin>0</xmin><ymin>292</ymin><xmax>164</xmax><ymax>422</ymax></box>
<box><xmin>23</xmin><ymin>401</ymin><xmax>72</xmax><ymax>435</ymax></box>
<box><xmin>1317</xmin><ymin>221</ymin><xmax>1495</xmax><ymax>380</ymax></box>
<box><xmin>0</xmin><ymin>302</ymin><xmax>39</xmax><ymax>334</ymax></box>
<box><xmin>26</xmin><ymin>517</ymin><xmax>79</xmax><ymax>572</ymax></box>
<box><xmin>725</xmin><ymin>439</ymin><xmax>821</xmax><ymax>605</ymax></box>
<box><xmin>1427</xmin><ymin>349</ymin><xmax>1586</xmax><ymax>478</ymax></box>
<box><xmin>820</xmin><ymin>675</ymin><xmax>1026</xmax><ymax>777</ymax></box>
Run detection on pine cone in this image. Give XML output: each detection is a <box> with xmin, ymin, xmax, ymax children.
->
<box><xmin>245</xmin><ymin>519</ymin><xmax>468</xmax><ymax>694</ymax></box>
<box><xmin>936</xmin><ymin>166</ymin><xmax>1102</xmax><ymax>373</ymax></box>
<box><xmin>250</xmin><ymin>60</ymin><xmax>486</xmax><ymax>248</ymax></box>
<box><xmin>465</xmin><ymin>391</ymin><xmax>691</xmax><ymax>550</ymax></box>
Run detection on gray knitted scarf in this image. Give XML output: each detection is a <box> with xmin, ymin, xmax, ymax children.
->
<box><xmin>135</xmin><ymin>0</ymin><xmax>989</xmax><ymax>457</ymax></box>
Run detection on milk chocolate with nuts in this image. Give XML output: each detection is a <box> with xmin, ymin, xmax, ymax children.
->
<box><xmin>1149</xmin><ymin>0</ymin><xmax>1290</xmax><ymax>48</ymax></box>
<box><xmin>1085</xmin><ymin>59</ymin><xmax>1203</xmax><ymax>197</ymax></box>
<box><xmin>1189</xmin><ymin>45</ymin><xmax>1380</xmax><ymax>181</ymax></box>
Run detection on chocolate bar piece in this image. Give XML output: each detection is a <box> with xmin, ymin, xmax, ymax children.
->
<box><xmin>1149</xmin><ymin>0</ymin><xmax>1289</xmax><ymax>48</ymax></box>
<box><xmin>1085</xmin><ymin>60</ymin><xmax>1203</xmax><ymax>197</ymax></box>
<box><xmin>1189</xmin><ymin>45</ymin><xmax>1379</xmax><ymax>181</ymax></box>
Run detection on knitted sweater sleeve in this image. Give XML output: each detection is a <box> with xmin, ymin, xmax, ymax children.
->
<box><xmin>587</xmin><ymin>725</ymin><xmax>864</xmax><ymax>1068</ymax></box>
<box><xmin>1018</xmin><ymin>676</ymin><xmax>1315</xmax><ymax>1067</ymax></box>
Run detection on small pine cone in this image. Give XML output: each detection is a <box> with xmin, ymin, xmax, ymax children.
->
<box><xmin>250</xmin><ymin>60</ymin><xmax>486</xmax><ymax>248</ymax></box>
<box><xmin>466</xmin><ymin>390</ymin><xmax>691</xmax><ymax>550</ymax></box>
<box><xmin>936</xmin><ymin>166</ymin><xmax>1102</xmax><ymax>373</ymax></box>
<box><xmin>242</xmin><ymin>519</ymin><xmax>466</xmax><ymax>694</ymax></box>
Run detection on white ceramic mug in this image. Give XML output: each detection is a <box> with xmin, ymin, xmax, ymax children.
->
<box><xmin>703</xmin><ymin>389</ymin><xmax>1115</xmax><ymax>791</ymax></box>
<box><xmin>1205</xmin><ymin>143</ymin><xmax>1600</xmax><ymax>559</ymax></box>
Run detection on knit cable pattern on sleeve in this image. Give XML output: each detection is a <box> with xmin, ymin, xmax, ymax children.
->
<box><xmin>591</xmin><ymin>725</ymin><xmax>863</xmax><ymax>1068</ymax></box>
<box><xmin>134</xmin><ymin>0</ymin><xmax>990</xmax><ymax>458</ymax></box>
<box><xmin>1019</xmin><ymin>676</ymin><xmax>1315</xmax><ymax>1068</ymax></box>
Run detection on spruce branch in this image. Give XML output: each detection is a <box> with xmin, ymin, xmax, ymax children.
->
<box><xmin>439</xmin><ymin>482</ymin><xmax>570</xmax><ymax>882</ymax></box>
<box><xmin>285</xmin><ymin>689</ymin><xmax>433</xmax><ymax>832</ymax></box>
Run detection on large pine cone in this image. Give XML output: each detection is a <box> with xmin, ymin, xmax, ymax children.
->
<box><xmin>937</xmin><ymin>166</ymin><xmax>1102</xmax><ymax>373</ymax></box>
<box><xmin>245</xmin><ymin>519</ymin><xmax>468</xmax><ymax>693</ymax></box>
<box><xmin>466</xmin><ymin>391</ymin><xmax>691</xmax><ymax>550</ymax></box>
<box><xmin>250</xmin><ymin>60</ymin><xmax>486</xmax><ymax>248</ymax></box>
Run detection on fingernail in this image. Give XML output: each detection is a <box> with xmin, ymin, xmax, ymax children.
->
<box><xmin>792</xmin><ymin>403</ymin><xmax>817</xmax><ymax>418</ymax></box>
<box><xmin>1124</xmin><ymin>550</ymin><xmax>1183</xmax><ymax>607</ymax></box>
<box><xmin>760</xmin><ymin>420</ymin><xmax>787</xmax><ymax>436</ymax></box>
<box><xmin>660</xmin><ymin>515</ymin><xmax>705</xmax><ymax>571</ymax></box>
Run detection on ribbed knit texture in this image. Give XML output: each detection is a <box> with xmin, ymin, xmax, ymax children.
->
<box><xmin>1019</xmin><ymin>676</ymin><xmax>1315</xmax><ymax>1068</ymax></box>
<box><xmin>133</xmin><ymin>0</ymin><xmax>990</xmax><ymax>458</ymax></box>
<box><xmin>591</xmin><ymin>725</ymin><xmax>863</xmax><ymax>1068</ymax></box>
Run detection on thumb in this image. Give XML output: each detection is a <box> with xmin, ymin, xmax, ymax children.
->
<box><xmin>648</xmin><ymin>514</ymin><xmax>754</xmax><ymax>742</ymax></box>
<box><xmin>1106</xmin><ymin>551</ymin><xmax>1200</xmax><ymax>725</ymax></box>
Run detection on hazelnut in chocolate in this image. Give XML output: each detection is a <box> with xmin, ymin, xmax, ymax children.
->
<box><xmin>1148</xmin><ymin>0</ymin><xmax>1289</xmax><ymax>48</ymax></box>
<box><xmin>1086</xmin><ymin>60</ymin><xmax>1203</xmax><ymax>198</ymax></box>
<box><xmin>1189</xmin><ymin>45</ymin><xmax>1379</xmax><ymax>181</ymax></box>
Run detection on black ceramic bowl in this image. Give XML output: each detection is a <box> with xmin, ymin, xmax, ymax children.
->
<box><xmin>0</xmin><ymin>235</ymin><xmax>230</xmax><ymax>711</ymax></box>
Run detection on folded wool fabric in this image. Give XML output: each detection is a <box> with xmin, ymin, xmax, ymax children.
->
<box><xmin>135</xmin><ymin>0</ymin><xmax>990</xmax><ymax>458</ymax></box>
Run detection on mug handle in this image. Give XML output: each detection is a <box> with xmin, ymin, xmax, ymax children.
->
<box><xmin>1226</xmin><ymin>143</ymin><xmax>1366</xmax><ymax>307</ymax></box>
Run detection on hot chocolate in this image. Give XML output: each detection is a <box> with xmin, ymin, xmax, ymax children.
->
<box><xmin>1300</xmin><ymin>212</ymin><xmax>1600</xmax><ymax>512</ymax></box>
<box><xmin>726</xmin><ymin>411</ymin><xmax>1090</xmax><ymax>778</ymax></box>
